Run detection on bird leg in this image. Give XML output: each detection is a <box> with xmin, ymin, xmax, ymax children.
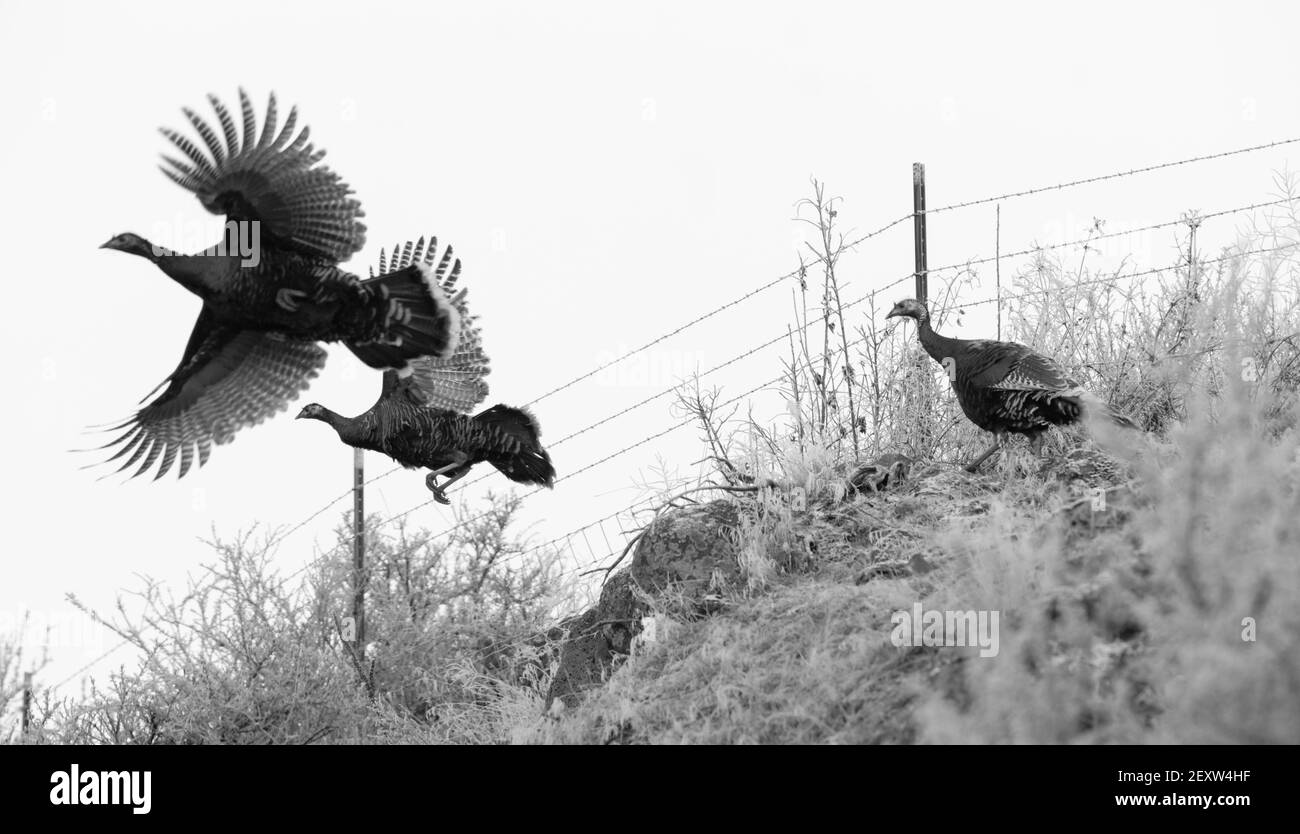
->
<box><xmin>424</xmin><ymin>455</ymin><xmax>472</xmax><ymax>505</ymax></box>
<box><xmin>424</xmin><ymin>467</ymin><xmax>456</xmax><ymax>505</ymax></box>
<box><xmin>432</xmin><ymin>469</ymin><xmax>471</xmax><ymax>500</ymax></box>
<box><xmin>965</xmin><ymin>434</ymin><xmax>1004</xmax><ymax>473</ymax></box>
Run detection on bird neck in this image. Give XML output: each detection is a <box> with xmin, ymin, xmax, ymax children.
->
<box><xmin>915</xmin><ymin>314</ymin><xmax>962</xmax><ymax>364</ymax></box>
<box><xmin>313</xmin><ymin>408</ymin><xmax>351</xmax><ymax>433</ymax></box>
<box><xmin>322</xmin><ymin>410</ymin><xmax>380</xmax><ymax>448</ymax></box>
<box><xmin>121</xmin><ymin>236</ymin><xmax>226</xmax><ymax>296</ymax></box>
<box><xmin>153</xmin><ymin>250</ymin><xmax>220</xmax><ymax>297</ymax></box>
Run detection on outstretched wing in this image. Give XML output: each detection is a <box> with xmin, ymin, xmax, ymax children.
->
<box><xmin>89</xmin><ymin>311</ymin><xmax>327</xmax><ymax>479</ymax></box>
<box><xmin>370</xmin><ymin>236</ymin><xmax>490</xmax><ymax>413</ymax></box>
<box><xmin>968</xmin><ymin>341</ymin><xmax>1080</xmax><ymax>392</ymax></box>
<box><xmin>158</xmin><ymin>88</ymin><xmax>366</xmax><ymax>262</ymax></box>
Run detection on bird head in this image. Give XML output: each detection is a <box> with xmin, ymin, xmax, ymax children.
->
<box><xmin>99</xmin><ymin>232</ymin><xmax>157</xmax><ymax>259</ymax></box>
<box><xmin>295</xmin><ymin>403</ymin><xmax>329</xmax><ymax>422</ymax></box>
<box><xmin>885</xmin><ymin>298</ymin><xmax>929</xmax><ymax>322</ymax></box>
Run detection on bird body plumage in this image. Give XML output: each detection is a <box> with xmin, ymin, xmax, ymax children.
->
<box><xmin>301</xmin><ymin>377</ymin><xmax>556</xmax><ymax>504</ymax></box>
<box><xmin>297</xmin><ymin>238</ymin><xmax>556</xmax><ymax>503</ymax></box>
<box><xmin>142</xmin><ymin>245</ymin><xmax>379</xmax><ymax>340</ymax></box>
<box><xmin>328</xmin><ymin>400</ymin><xmax>549</xmax><ymax>483</ymax></box>
<box><xmin>92</xmin><ymin>90</ymin><xmax>463</xmax><ymax>480</ymax></box>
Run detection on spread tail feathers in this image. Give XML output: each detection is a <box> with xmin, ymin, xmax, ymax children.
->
<box><xmin>476</xmin><ymin>404</ymin><xmax>556</xmax><ymax>488</ymax></box>
<box><xmin>347</xmin><ymin>262</ymin><xmax>462</xmax><ymax>370</ymax></box>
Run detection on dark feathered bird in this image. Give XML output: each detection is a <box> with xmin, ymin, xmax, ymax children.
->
<box><xmin>886</xmin><ymin>298</ymin><xmax>1137</xmax><ymax>471</ymax></box>
<box><xmin>296</xmin><ymin>240</ymin><xmax>556</xmax><ymax>504</ymax></box>
<box><xmin>92</xmin><ymin>89</ymin><xmax>463</xmax><ymax>480</ymax></box>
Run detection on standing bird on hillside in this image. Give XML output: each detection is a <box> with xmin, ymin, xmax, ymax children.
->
<box><xmin>885</xmin><ymin>298</ymin><xmax>1137</xmax><ymax>472</ymax></box>
<box><xmin>296</xmin><ymin>238</ymin><xmax>556</xmax><ymax>504</ymax></box>
<box><xmin>91</xmin><ymin>89</ymin><xmax>462</xmax><ymax>480</ymax></box>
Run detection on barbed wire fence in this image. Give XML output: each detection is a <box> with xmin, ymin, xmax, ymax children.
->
<box><xmin>45</xmin><ymin>136</ymin><xmax>1300</xmax><ymax>697</ymax></box>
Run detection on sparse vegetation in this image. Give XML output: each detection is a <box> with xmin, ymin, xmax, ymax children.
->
<box><xmin>23</xmin><ymin>493</ymin><xmax>569</xmax><ymax>744</ymax></box>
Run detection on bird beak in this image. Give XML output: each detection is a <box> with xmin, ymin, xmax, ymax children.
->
<box><xmin>98</xmin><ymin>240</ymin><xmax>113</xmax><ymax>249</ymax></box>
<box><xmin>885</xmin><ymin>309</ymin><xmax>901</xmax><ymax>319</ymax></box>
<box><xmin>294</xmin><ymin>408</ymin><xmax>309</xmax><ymax>420</ymax></box>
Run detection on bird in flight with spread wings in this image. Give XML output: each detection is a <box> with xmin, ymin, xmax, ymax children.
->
<box><xmin>90</xmin><ymin>89</ymin><xmax>463</xmax><ymax>480</ymax></box>
<box><xmin>296</xmin><ymin>237</ymin><xmax>556</xmax><ymax>505</ymax></box>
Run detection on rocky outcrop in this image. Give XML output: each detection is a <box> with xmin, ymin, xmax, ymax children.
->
<box><xmin>544</xmin><ymin>571</ymin><xmax>645</xmax><ymax>708</ymax></box>
<box><xmin>545</xmin><ymin>500</ymin><xmax>742</xmax><ymax>708</ymax></box>
<box><xmin>628</xmin><ymin>500</ymin><xmax>741</xmax><ymax>596</ymax></box>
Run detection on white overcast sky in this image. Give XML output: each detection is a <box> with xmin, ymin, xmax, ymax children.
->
<box><xmin>2</xmin><ymin>0</ymin><xmax>1299</xmax><ymax>692</ymax></box>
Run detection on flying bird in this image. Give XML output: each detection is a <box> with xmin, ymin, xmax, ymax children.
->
<box><xmin>92</xmin><ymin>89</ymin><xmax>463</xmax><ymax>480</ymax></box>
<box><xmin>886</xmin><ymin>298</ymin><xmax>1137</xmax><ymax>471</ymax></box>
<box><xmin>296</xmin><ymin>238</ymin><xmax>556</xmax><ymax>505</ymax></box>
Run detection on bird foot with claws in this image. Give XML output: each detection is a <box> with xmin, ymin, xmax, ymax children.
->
<box><xmin>276</xmin><ymin>288</ymin><xmax>309</xmax><ymax>312</ymax></box>
<box><xmin>425</xmin><ymin>473</ymin><xmax>450</xmax><ymax>505</ymax></box>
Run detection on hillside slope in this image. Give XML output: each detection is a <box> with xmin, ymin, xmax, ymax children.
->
<box><xmin>525</xmin><ymin>402</ymin><xmax>1299</xmax><ymax>744</ymax></box>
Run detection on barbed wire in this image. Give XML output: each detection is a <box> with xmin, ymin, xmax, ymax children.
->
<box><xmin>264</xmin><ymin>462</ymin><xmax>408</xmax><ymax>551</ymax></box>
<box><xmin>1061</xmin><ymin>329</ymin><xmax>1300</xmax><ymax>371</ymax></box>
<box><xmin>47</xmin><ymin>640</ymin><xmax>131</xmax><ymax>693</ymax></box>
<box><xmin>953</xmin><ymin>240</ymin><xmax>1300</xmax><ymax>311</ymax></box>
<box><xmin>841</xmin><ymin>213</ymin><xmax>915</xmax><ymax>251</ymax></box>
<box><xmin>924</xmin><ymin>197</ymin><xmax>1298</xmax><ymax>280</ymax></box>
<box><xmin>513</xmin><ymin>504</ymin><xmax>647</xmax><ymax>561</ymax></box>
<box><xmin>521</xmin><ymin>268</ymin><xmax>801</xmax><ymax>409</ymax></box>
<box><xmin>920</xmin><ymin>136</ymin><xmax>1300</xmax><ymax>218</ymax></box>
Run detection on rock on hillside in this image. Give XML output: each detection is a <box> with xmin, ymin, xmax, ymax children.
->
<box><xmin>546</xmin><ymin>500</ymin><xmax>741</xmax><ymax>707</ymax></box>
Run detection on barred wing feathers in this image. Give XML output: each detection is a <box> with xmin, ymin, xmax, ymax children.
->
<box><xmin>90</xmin><ymin>312</ymin><xmax>327</xmax><ymax>480</ymax></box>
<box><xmin>954</xmin><ymin>339</ymin><xmax>1086</xmax><ymax>429</ymax></box>
<box><xmin>159</xmin><ymin>88</ymin><xmax>365</xmax><ymax>262</ymax></box>
<box><xmin>964</xmin><ymin>341</ymin><xmax>1081</xmax><ymax>393</ymax></box>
